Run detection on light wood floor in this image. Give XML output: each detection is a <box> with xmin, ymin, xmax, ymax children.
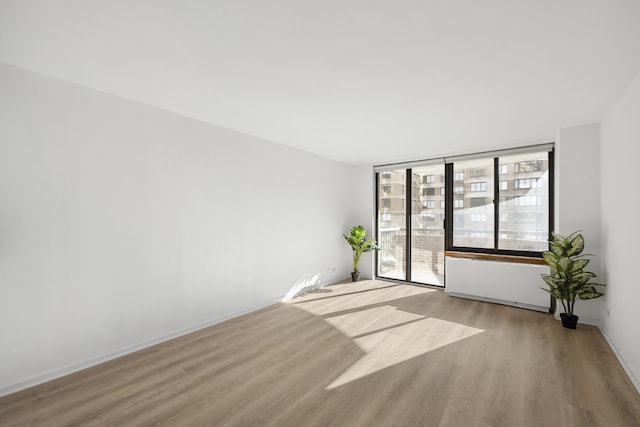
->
<box><xmin>1</xmin><ymin>280</ymin><xmax>639</xmax><ymax>426</ymax></box>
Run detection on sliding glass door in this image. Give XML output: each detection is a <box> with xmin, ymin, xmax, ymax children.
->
<box><xmin>376</xmin><ymin>164</ymin><xmax>445</xmax><ymax>286</ymax></box>
<box><xmin>377</xmin><ymin>169</ymin><xmax>406</xmax><ymax>280</ymax></box>
<box><xmin>410</xmin><ymin>165</ymin><xmax>445</xmax><ymax>286</ymax></box>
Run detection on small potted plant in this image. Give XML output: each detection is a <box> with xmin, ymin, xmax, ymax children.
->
<box><xmin>540</xmin><ymin>231</ymin><xmax>605</xmax><ymax>329</ymax></box>
<box><xmin>343</xmin><ymin>225</ymin><xmax>379</xmax><ymax>282</ymax></box>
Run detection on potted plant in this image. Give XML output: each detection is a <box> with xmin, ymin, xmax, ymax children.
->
<box><xmin>540</xmin><ymin>231</ymin><xmax>605</xmax><ymax>329</ymax></box>
<box><xmin>343</xmin><ymin>225</ymin><xmax>379</xmax><ymax>282</ymax></box>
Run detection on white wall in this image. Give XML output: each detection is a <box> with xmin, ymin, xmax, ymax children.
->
<box><xmin>600</xmin><ymin>71</ymin><xmax>640</xmax><ymax>391</ymax></box>
<box><xmin>346</xmin><ymin>166</ymin><xmax>377</xmax><ymax>278</ymax></box>
<box><xmin>555</xmin><ymin>123</ymin><xmax>603</xmax><ymax>324</ymax></box>
<box><xmin>0</xmin><ymin>62</ymin><xmax>361</xmax><ymax>395</ymax></box>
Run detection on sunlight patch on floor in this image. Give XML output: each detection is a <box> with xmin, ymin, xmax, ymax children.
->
<box><xmin>325</xmin><ymin>305</ymin><xmax>423</xmax><ymax>338</ymax></box>
<box><xmin>293</xmin><ymin>285</ymin><xmax>434</xmax><ymax>316</ymax></box>
<box><xmin>287</xmin><ymin>281</ymin><xmax>482</xmax><ymax>390</ymax></box>
<box><xmin>326</xmin><ymin>317</ymin><xmax>484</xmax><ymax>389</ymax></box>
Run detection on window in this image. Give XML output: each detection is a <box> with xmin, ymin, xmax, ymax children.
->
<box><xmin>514</xmin><ymin>178</ymin><xmax>540</xmax><ymax>189</ymax></box>
<box><xmin>470</xmin><ymin>167</ymin><xmax>487</xmax><ymax>177</ymax></box>
<box><xmin>374</xmin><ymin>144</ymin><xmax>552</xmax><ymax>286</ymax></box>
<box><xmin>470</xmin><ymin>182</ymin><xmax>487</xmax><ymax>192</ymax></box>
<box><xmin>447</xmin><ymin>147</ymin><xmax>552</xmax><ymax>254</ymax></box>
<box><xmin>500</xmin><ymin>151</ymin><xmax>548</xmax><ymax>252</ymax></box>
<box><xmin>515</xmin><ymin>160</ymin><xmax>542</xmax><ymax>173</ymax></box>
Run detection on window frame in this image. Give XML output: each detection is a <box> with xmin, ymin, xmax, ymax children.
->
<box><xmin>373</xmin><ymin>144</ymin><xmax>554</xmax><ymax>284</ymax></box>
<box><xmin>445</xmin><ymin>149</ymin><xmax>554</xmax><ymax>258</ymax></box>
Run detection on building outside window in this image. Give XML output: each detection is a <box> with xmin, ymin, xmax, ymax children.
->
<box><xmin>515</xmin><ymin>160</ymin><xmax>542</xmax><ymax>173</ymax></box>
<box><xmin>470</xmin><ymin>167</ymin><xmax>487</xmax><ymax>177</ymax></box>
<box><xmin>470</xmin><ymin>182</ymin><xmax>487</xmax><ymax>192</ymax></box>
<box><xmin>514</xmin><ymin>178</ymin><xmax>540</xmax><ymax>189</ymax></box>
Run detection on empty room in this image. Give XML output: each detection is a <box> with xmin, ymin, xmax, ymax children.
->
<box><xmin>1</xmin><ymin>1</ymin><xmax>640</xmax><ymax>426</ymax></box>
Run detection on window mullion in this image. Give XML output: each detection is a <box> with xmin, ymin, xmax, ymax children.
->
<box><xmin>405</xmin><ymin>168</ymin><xmax>412</xmax><ymax>282</ymax></box>
<box><xmin>494</xmin><ymin>157</ymin><xmax>499</xmax><ymax>250</ymax></box>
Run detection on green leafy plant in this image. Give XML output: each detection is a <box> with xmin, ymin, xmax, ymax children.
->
<box><xmin>540</xmin><ymin>231</ymin><xmax>605</xmax><ymax>316</ymax></box>
<box><xmin>343</xmin><ymin>225</ymin><xmax>379</xmax><ymax>273</ymax></box>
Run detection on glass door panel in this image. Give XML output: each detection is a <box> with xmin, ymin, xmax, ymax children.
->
<box><xmin>411</xmin><ymin>165</ymin><xmax>445</xmax><ymax>286</ymax></box>
<box><xmin>377</xmin><ymin>169</ymin><xmax>406</xmax><ymax>280</ymax></box>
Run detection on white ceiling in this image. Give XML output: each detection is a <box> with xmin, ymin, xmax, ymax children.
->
<box><xmin>2</xmin><ymin>1</ymin><xmax>640</xmax><ymax>165</ymax></box>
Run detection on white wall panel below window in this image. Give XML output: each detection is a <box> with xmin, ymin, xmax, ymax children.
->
<box><xmin>445</xmin><ymin>256</ymin><xmax>551</xmax><ymax>312</ymax></box>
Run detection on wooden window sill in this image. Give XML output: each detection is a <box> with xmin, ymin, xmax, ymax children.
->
<box><xmin>444</xmin><ymin>251</ymin><xmax>547</xmax><ymax>265</ymax></box>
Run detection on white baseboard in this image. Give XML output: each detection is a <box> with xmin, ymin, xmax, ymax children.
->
<box><xmin>599</xmin><ymin>324</ymin><xmax>640</xmax><ymax>394</ymax></box>
<box><xmin>448</xmin><ymin>291</ymin><xmax>549</xmax><ymax>313</ymax></box>
<box><xmin>0</xmin><ymin>298</ymin><xmax>283</xmax><ymax>398</ymax></box>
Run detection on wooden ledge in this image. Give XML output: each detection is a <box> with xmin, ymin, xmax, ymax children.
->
<box><xmin>445</xmin><ymin>251</ymin><xmax>547</xmax><ymax>265</ymax></box>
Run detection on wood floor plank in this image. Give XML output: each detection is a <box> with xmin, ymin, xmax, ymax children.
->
<box><xmin>1</xmin><ymin>280</ymin><xmax>639</xmax><ymax>426</ymax></box>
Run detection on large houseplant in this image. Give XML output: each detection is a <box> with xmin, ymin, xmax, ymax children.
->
<box><xmin>343</xmin><ymin>225</ymin><xmax>379</xmax><ymax>282</ymax></box>
<box><xmin>540</xmin><ymin>231</ymin><xmax>605</xmax><ymax>329</ymax></box>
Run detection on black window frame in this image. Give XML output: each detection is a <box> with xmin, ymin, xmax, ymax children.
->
<box><xmin>445</xmin><ymin>149</ymin><xmax>554</xmax><ymax>258</ymax></box>
<box><xmin>373</xmin><ymin>144</ymin><xmax>554</xmax><ymax>284</ymax></box>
